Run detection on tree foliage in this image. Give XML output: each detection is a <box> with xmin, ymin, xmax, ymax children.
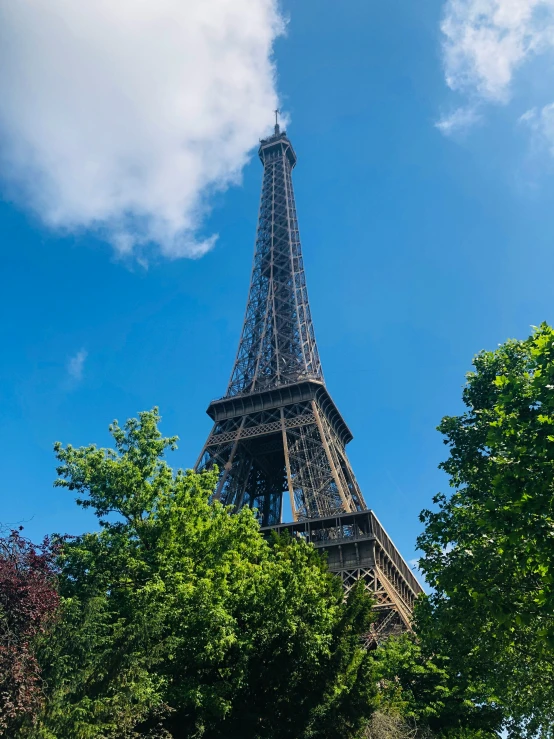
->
<box><xmin>0</xmin><ymin>529</ymin><xmax>60</xmax><ymax>735</ymax></box>
<box><xmin>417</xmin><ymin>323</ymin><xmax>554</xmax><ymax>737</ymax></box>
<box><xmin>22</xmin><ymin>409</ymin><xmax>379</xmax><ymax>739</ymax></box>
<box><xmin>372</xmin><ymin>634</ymin><xmax>501</xmax><ymax>739</ymax></box>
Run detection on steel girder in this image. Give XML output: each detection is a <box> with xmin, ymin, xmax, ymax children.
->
<box><xmin>195</xmin><ymin>395</ymin><xmax>366</xmax><ymax>527</ymax></box>
<box><xmin>262</xmin><ymin>511</ymin><xmax>424</xmax><ymax>643</ymax></box>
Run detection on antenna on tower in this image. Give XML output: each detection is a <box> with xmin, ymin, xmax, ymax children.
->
<box><xmin>274</xmin><ymin>108</ymin><xmax>280</xmax><ymax>135</ymax></box>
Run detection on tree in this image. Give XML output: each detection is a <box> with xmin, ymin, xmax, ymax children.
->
<box><xmin>25</xmin><ymin>409</ymin><xmax>379</xmax><ymax>739</ymax></box>
<box><xmin>417</xmin><ymin>323</ymin><xmax>554</xmax><ymax>737</ymax></box>
<box><xmin>371</xmin><ymin>634</ymin><xmax>501</xmax><ymax>739</ymax></box>
<box><xmin>0</xmin><ymin>528</ymin><xmax>60</xmax><ymax>735</ymax></box>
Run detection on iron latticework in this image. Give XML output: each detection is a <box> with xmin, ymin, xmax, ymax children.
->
<box><xmin>196</xmin><ymin>120</ymin><xmax>422</xmax><ymax>638</ymax></box>
<box><xmin>263</xmin><ymin>511</ymin><xmax>422</xmax><ymax>643</ymax></box>
<box><xmin>227</xmin><ymin>128</ymin><xmax>321</xmax><ymax>397</ymax></box>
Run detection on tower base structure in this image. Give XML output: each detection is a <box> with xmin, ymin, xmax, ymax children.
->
<box><xmin>196</xmin><ymin>380</ymin><xmax>366</xmax><ymax>527</ymax></box>
<box><xmin>261</xmin><ymin>510</ymin><xmax>423</xmax><ymax>644</ymax></box>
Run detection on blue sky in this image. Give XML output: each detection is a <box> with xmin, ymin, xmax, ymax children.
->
<box><xmin>2</xmin><ymin>0</ymin><xmax>554</xmax><ymax>571</ymax></box>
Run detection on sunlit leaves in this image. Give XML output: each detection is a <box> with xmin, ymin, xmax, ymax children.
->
<box><xmin>27</xmin><ymin>409</ymin><xmax>378</xmax><ymax>739</ymax></box>
<box><xmin>417</xmin><ymin>323</ymin><xmax>554</xmax><ymax>737</ymax></box>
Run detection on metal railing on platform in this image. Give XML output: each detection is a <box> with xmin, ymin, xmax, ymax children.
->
<box><xmin>261</xmin><ymin>509</ymin><xmax>423</xmax><ymax>596</ymax></box>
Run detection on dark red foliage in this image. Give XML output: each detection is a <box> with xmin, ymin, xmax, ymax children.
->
<box><xmin>0</xmin><ymin>528</ymin><xmax>61</xmax><ymax>733</ymax></box>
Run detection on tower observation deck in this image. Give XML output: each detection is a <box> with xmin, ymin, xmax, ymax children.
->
<box><xmin>195</xmin><ymin>120</ymin><xmax>422</xmax><ymax>640</ymax></box>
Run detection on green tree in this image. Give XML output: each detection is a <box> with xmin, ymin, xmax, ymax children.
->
<box><xmin>417</xmin><ymin>323</ymin><xmax>554</xmax><ymax>737</ymax></box>
<box><xmin>24</xmin><ymin>409</ymin><xmax>378</xmax><ymax>739</ymax></box>
<box><xmin>372</xmin><ymin>634</ymin><xmax>501</xmax><ymax>738</ymax></box>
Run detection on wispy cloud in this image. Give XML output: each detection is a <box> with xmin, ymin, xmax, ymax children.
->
<box><xmin>67</xmin><ymin>350</ymin><xmax>88</xmax><ymax>382</ymax></box>
<box><xmin>436</xmin><ymin>0</ymin><xmax>554</xmax><ymax>138</ymax></box>
<box><xmin>441</xmin><ymin>0</ymin><xmax>554</xmax><ymax>103</ymax></box>
<box><xmin>436</xmin><ymin>105</ymin><xmax>482</xmax><ymax>135</ymax></box>
<box><xmin>519</xmin><ymin>103</ymin><xmax>554</xmax><ymax>155</ymax></box>
<box><xmin>0</xmin><ymin>0</ymin><xmax>284</xmax><ymax>260</ymax></box>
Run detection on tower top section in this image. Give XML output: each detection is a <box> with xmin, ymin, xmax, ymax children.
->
<box><xmin>258</xmin><ymin>117</ymin><xmax>297</xmax><ymax>168</ymax></box>
<box><xmin>225</xmin><ymin>122</ymin><xmax>321</xmax><ymax>397</ymax></box>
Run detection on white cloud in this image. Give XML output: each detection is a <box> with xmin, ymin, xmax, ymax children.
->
<box><xmin>518</xmin><ymin>107</ymin><xmax>538</xmax><ymax>124</ymax></box>
<box><xmin>435</xmin><ymin>105</ymin><xmax>482</xmax><ymax>134</ymax></box>
<box><xmin>67</xmin><ymin>350</ymin><xmax>88</xmax><ymax>381</ymax></box>
<box><xmin>0</xmin><ymin>0</ymin><xmax>284</xmax><ymax>259</ymax></box>
<box><xmin>437</xmin><ymin>0</ymin><xmax>554</xmax><ymax>135</ymax></box>
<box><xmin>519</xmin><ymin>103</ymin><xmax>554</xmax><ymax>153</ymax></box>
<box><xmin>441</xmin><ymin>0</ymin><xmax>554</xmax><ymax>102</ymax></box>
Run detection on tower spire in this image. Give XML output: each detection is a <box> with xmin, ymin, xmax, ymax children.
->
<box><xmin>274</xmin><ymin>108</ymin><xmax>280</xmax><ymax>135</ymax></box>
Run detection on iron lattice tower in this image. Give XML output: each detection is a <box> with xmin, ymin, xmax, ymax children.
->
<box><xmin>196</xmin><ymin>120</ymin><xmax>422</xmax><ymax>639</ymax></box>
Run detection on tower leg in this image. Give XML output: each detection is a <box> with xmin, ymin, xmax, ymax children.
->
<box><xmin>280</xmin><ymin>408</ymin><xmax>298</xmax><ymax>521</ymax></box>
<box><xmin>311</xmin><ymin>400</ymin><xmax>353</xmax><ymax>513</ymax></box>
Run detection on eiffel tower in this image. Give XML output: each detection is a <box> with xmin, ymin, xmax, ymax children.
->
<box><xmin>196</xmin><ymin>116</ymin><xmax>422</xmax><ymax>639</ymax></box>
